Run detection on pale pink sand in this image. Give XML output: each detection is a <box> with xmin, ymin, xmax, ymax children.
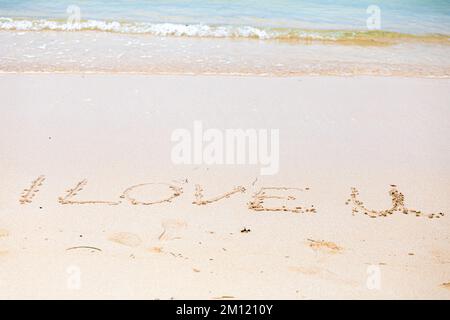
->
<box><xmin>0</xmin><ymin>74</ymin><xmax>449</xmax><ymax>299</ymax></box>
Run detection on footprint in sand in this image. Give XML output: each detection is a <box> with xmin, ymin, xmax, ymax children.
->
<box><xmin>158</xmin><ymin>219</ymin><xmax>187</xmax><ymax>241</ymax></box>
<box><xmin>108</xmin><ymin>232</ymin><xmax>142</xmax><ymax>247</ymax></box>
<box><xmin>307</xmin><ymin>239</ymin><xmax>343</xmax><ymax>254</ymax></box>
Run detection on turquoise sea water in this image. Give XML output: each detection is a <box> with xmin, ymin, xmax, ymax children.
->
<box><xmin>0</xmin><ymin>0</ymin><xmax>450</xmax><ymax>36</ymax></box>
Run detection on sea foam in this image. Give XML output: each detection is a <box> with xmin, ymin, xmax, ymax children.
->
<box><xmin>0</xmin><ymin>18</ymin><xmax>272</xmax><ymax>39</ymax></box>
<box><xmin>1</xmin><ymin>17</ymin><xmax>448</xmax><ymax>45</ymax></box>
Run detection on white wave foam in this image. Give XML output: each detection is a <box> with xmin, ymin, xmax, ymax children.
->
<box><xmin>2</xmin><ymin>17</ymin><xmax>446</xmax><ymax>43</ymax></box>
<box><xmin>0</xmin><ymin>18</ymin><xmax>274</xmax><ymax>39</ymax></box>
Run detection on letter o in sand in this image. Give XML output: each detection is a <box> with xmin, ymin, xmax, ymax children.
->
<box><xmin>120</xmin><ymin>182</ymin><xmax>183</xmax><ymax>206</ymax></box>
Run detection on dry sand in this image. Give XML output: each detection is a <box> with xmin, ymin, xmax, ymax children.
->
<box><xmin>0</xmin><ymin>74</ymin><xmax>449</xmax><ymax>299</ymax></box>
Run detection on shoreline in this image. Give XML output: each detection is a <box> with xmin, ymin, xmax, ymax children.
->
<box><xmin>1</xmin><ymin>30</ymin><xmax>449</xmax><ymax>78</ymax></box>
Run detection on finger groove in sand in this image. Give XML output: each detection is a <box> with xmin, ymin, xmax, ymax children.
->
<box><xmin>346</xmin><ymin>186</ymin><xmax>444</xmax><ymax>219</ymax></box>
<box><xmin>248</xmin><ymin>187</ymin><xmax>316</xmax><ymax>213</ymax></box>
<box><xmin>158</xmin><ymin>219</ymin><xmax>187</xmax><ymax>241</ymax></box>
<box><xmin>19</xmin><ymin>175</ymin><xmax>45</xmax><ymax>204</ymax></box>
<box><xmin>193</xmin><ymin>184</ymin><xmax>246</xmax><ymax>205</ymax></box>
<box><xmin>66</xmin><ymin>246</ymin><xmax>103</xmax><ymax>252</ymax></box>
<box><xmin>120</xmin><ymin>182</ymin><xmax>182</xmax><ymax>205</ymax></box>
<box><xmin>58</xmin><ymin>179</ymin><xmax>120</xmax><ymax>205</ymax></box>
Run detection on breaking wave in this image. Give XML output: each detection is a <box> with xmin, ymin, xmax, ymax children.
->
<box><xmin>1</xmin><ymin>17</ymin><xmax>449</xmax><ymax>45</ymax></box>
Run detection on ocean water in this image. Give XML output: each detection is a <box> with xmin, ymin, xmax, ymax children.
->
<box><xmin>1</xmin><ymin>0</ymin><xmax>450</xmax><ymax>35</ymax></box>
<box><xmin>0</xmin><ymin>0</ymin><xmax>450</xmax><ymax>76</ymax></box>
<box><xmin>1</xmin><ymin>0</ymin><xmax>450</xmax><ymax>37</ymax></box>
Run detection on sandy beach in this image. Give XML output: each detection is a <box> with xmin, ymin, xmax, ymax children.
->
<box><xmin>0</xmin><ymin>74</ymin><xmax>449</xmax><ymax>299</ymax></box>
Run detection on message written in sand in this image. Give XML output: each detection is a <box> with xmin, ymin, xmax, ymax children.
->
<box><xmin>346</xmin><ymin>185</ymin><xmax>444</xmax><ymax>219</ymax></box>
<box><xmin>18</xmin><ymin>176</ymin><xmax>445</xmax><ymax>219</ymax></box>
